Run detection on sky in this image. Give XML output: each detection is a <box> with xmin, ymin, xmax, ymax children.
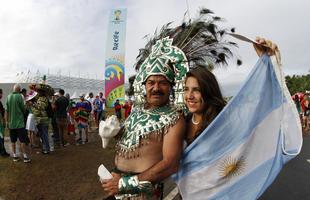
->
<box><xmin>0</xmin><ymin>0</ymin><xmax>309</xmax><ymax>96</ymax></box>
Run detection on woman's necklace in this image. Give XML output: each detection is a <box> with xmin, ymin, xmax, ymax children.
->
<box><xmin>191</xmin><ymin>114</ymin><xmax>200</xmax><ymax>125</ymax></box>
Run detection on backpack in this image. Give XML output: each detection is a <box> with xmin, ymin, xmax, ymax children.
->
<box><xmin>46</xmin><ymin>100</ymin><xmax>54</xmax><ymax>118</ymax></box>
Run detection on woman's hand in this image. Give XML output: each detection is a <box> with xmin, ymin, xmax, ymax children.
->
<box><xmin>253</xmin><ymin>37</ymin><xmax>279</xmax><ymax>57</ymax></box>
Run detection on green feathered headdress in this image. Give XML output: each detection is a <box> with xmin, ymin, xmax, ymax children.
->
<box><xmin>133</xmin><ymin>8</ymin><xmax>241</xmax><ymax>110</ymax></box>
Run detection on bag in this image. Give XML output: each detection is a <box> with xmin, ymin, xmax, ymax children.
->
<box><xmin>46</xmin><ymin>101</ymin><xmax>54</xmax><ymax>118</ymax></box>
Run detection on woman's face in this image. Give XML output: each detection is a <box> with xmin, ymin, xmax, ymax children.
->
<box><xmin>184</xmin><ymin>76</ymin><xmax>205</xmax><ymax>114</ymax></box>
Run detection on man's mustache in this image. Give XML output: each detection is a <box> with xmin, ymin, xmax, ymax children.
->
<box><xmin>151</xmin><ymin>91</ymin><xmax>164</xmax><ymax>96</ymax></box>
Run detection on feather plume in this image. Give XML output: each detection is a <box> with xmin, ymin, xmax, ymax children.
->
<box><xmin>134</xmin><ymin>8</ymin><xmax>241</xmax><ymax>71</ymax></box>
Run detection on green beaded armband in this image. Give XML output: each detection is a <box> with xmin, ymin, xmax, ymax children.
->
<box><xmin>118</xmin><ymin>175</ymin><xmax>154</xmax><ymax>197</ymax></box>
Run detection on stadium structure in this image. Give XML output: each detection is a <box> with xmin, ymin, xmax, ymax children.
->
<box><xmin>0</xmin><ymin>71</ymin><xmax>104</xmax><ymax>102</ymax></box>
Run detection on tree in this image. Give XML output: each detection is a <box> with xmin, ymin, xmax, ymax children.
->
<box><xmin>285</xmin><ymin>74</ymin><xmax>310</xmax><ymax>95</ymax></box>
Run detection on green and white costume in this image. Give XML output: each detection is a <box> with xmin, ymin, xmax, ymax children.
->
<box><xmin>114</xmin><ymin>38</ymin><xmax>188</xmax><ymax>199</ymax></box>
<box><xmin>117</xmin><ymin>37</ymin><xmax>188</xmax><ymax>157</ymax></box>
<box><xmin>117</xmin><ymin>105</ymin><xmax>180</xmax><ymax>157</ymax></box>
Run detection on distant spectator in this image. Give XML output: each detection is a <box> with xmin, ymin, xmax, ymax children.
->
<box><xmin>6</xmin><ymin>84</ymin><xmax>31</xmax><ymax>162</ymax></box>
<box><xmin>51</xmin><ymin>92</ymin><xmax>59</xmax><ymax>145</ymax></box>
<box><xmin>25</xmin><ymin>91</ymin><xmax>38</xmax><ymax>148</ymax></box>
<box><xmin>294</xmin><ymin>94</ymin><xmax>302</xmax><ymax>120</ymax></box>
<box><xmin>54</xmin><ymin>89</ymin><xmax>69</xmax><ymax>147</ymax></box>
<box><xmin>21</xmin><ymin>88</ymin><xmax>29</xmax><ymax>125</ymax></box>
<box><xmin>93</xmin><ymin>95</ymin><xmax>103</xmax><ymax>128</ymax></box>
<box><xmin>122</xmin><ymin>100</ymin><xmax>132</xmax><ymax>119</ymax></box>
<box><xmin>87</xmin><ymin>92</ymin><xmax>95</xmax><ymax>130</ymax></box>
<box><xmin>114</xmin><ymin>99</ymin><xmax>122</xmax><ymax>120</ymax></box>
<box><xmin>21</xmin><ymin>88</ymin><xmax>27</xmax><ymax>99</ymax></box>
<box><xmin>99</xmin><ymin>92</ymin><xmax>106</xmax><ymax>121</ymax></box>
<box><xmin>0</xmin><ymin>89</ymin><xmax>10</xmax><ymax>157</ymax></box>
<box><xmin>66</xmin><ymin>94</ymin><xmax>76</xmax><ymax>144</ymax></box>
<box><xmin>303</xmin><ymin>93</ymin><xmax>310</xmax><ymax>132</ymax></box>
<box><xmin>74</xmin><ymin>94</ymin><xmax>91</xmax><ymax>144</ymax></box>
<box><xmin>32</xmin><ymin>88</ymin><xmax>50</xmax><ymax>154</ymax></box>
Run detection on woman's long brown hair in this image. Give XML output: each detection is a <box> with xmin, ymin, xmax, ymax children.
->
<box><xmin>186</xmin><ymin>67</ymin><xmax>226</xmax><ymax>136</ymax></box>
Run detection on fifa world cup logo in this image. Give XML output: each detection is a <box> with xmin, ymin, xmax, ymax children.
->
<box><xmin>114</xmin><ymin>10</ymin><xmax>121</xmax><ymax>20</ymax></box>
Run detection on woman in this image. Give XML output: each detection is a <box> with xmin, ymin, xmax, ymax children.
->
<box><xmin>25</xmin><ymin>91</ymin><xmax>38</xmax><ymax>148</ymax></box>
<box><xmin>184</xmin><ymin>67</ymin><xmax>226</xmax><ymax>145</ymax></box>
<box><xmin>184</xmin><ymin>37</ymin><xmax>278</xmax><ymax>145</ymax></box>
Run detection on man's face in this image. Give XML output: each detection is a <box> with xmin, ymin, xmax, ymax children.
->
<box><xmin>145</xmin><ymin>75</ymin><xmax>171</xmax><ymax>108</ymax></box>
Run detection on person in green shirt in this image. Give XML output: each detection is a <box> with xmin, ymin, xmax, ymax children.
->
<box><xmin>6</xmin><ymin>84</ymin><xmax>31</xmax><ymax>163</ymax></box>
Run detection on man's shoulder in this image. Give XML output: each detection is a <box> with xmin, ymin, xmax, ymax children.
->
<box><xmin>7</xmin><ymin>92</ymin><xmax>23</xmax><ymax>101</ymax></box>
<box><xmin>57</xmin><ymin>96</ymin><xmax>69</xmax><ymax>103</ymax></box>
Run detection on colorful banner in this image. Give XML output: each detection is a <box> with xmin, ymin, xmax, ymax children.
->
<box><xmin>105</xmin><ymin>9</ymin><xmax>127</xmax><ymax>107</ymax></box>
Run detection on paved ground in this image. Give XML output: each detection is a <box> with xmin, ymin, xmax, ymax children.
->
<box><xmin>259</xmin><ymin>135</ymin><xmax>310</xmax><ymax>199</ymax></box>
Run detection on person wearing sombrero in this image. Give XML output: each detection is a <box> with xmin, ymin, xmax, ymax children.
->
<box><xmin>30</xmin><ymin>80</ymin><xmax>54</xmax><ymax>154</ymax></box>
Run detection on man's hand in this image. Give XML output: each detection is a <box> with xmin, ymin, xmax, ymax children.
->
<box><xmin>101</xmin><ymin>172</ymin><xmax>121</xmax><ymax>196</ymax></box>
<box><xmin>253</xmin><ymin>37</ymin><xmax>279</xmax><ymax>57</ymax></box>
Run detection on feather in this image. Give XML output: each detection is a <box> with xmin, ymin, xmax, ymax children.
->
<box><xmin>134</xmin><ymin>7</ymin><xmax>241</xmax><ymax>71</ymax></box>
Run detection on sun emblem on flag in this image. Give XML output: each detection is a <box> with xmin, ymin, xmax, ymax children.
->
<box><xmin>218</xmin><ymin>156</ymin><xmax>246</xmax><ymax>179</ymax></box>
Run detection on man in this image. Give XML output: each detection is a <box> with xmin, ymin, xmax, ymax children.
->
<box><xmin>21</xmin><ymin>88</ymin><xmax>29</xmax><ymax>127</ymax></box>
<box><xmin>21</xmin><ymin>88</ymin><xmax>27</xmax><ymax>100</ymax></box>
<box><xmin>99</xmin><ymin>92</ymin><xmax>106</xmax><ymax>121</ymax></box>
<box><xmin>93</xmin><ymin>95</ymin><xmax>103</xmax><ymax>128</ymax></box>
<box><xmin>74</xmin><ymin>94</ymin><xmax>91</xmax><ymax>144</ymax></box>
<box><xmin>6</xmin><ymin>84</ymin><xmax>31</xmax><ymax>162</ymax></box>
<box><xmin>0</xmin><ymin>89</ymin><xmax>10</xmax><ymax>157</ymax></box>
<box><xmin>51</xmin><ymin>92</ymin><xmax>59</xmax><ymax>146</ymax></box>
<box><xmin>53</xmin><ymin>89</ymin><xmax>69</xmax><ymax>147</ymax></box>
<box><xmin>87</xmin><ymin>92</ymin><xmax>95</xmax><ymax>130</ymax></box>
<box><xmin>102</xmin><ymin>38</ymin><xmax>188</xmax><ymax>199</ymax></box>
<box><xmin>32</xmin><ymin>88</ymin><xmax>50</xmax><ymax>154</ymax></box>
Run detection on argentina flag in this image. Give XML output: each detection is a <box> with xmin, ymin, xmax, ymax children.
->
<box><xmin>173</xmin><ymin>55</ymin><xmax>303</xmax><ymax>200</ymax></box>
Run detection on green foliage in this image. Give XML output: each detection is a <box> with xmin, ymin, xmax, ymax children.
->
<box><xmin>285</xmin><ymin>74</ymin><xmax>310</xmax><ymax>95</ymax></box>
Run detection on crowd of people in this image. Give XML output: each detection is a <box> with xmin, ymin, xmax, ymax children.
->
<box><xmin>0</xmin><ymin>84</ymin><xmax>108</xmax><ymax>163</ymax></box>
<box><xmin>294</xmin><ymin>91</ymin><xmax>310</xmax><ymax>133</ymax></box>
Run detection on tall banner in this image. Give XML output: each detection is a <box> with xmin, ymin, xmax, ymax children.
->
<box><xmin>105</xmin><ymin>9</ymin><xmax>127</xmax><ymax>107</ymax></box>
